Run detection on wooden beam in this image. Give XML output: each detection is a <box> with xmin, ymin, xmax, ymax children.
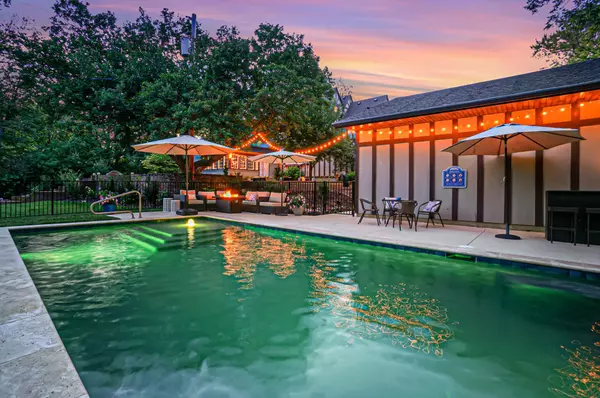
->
<box><xmin>408</xmin><ymin>124</ymin><xmax>414</xmax><ymax>200</ymax></box>
<box><xmin>571</xmin><ymin>101</ymin><xmax>581</xmax><ymax>191</ymax></box>
<box><xmin>429</xmin><ymin>122</ymin><xmax>435</xmax><ymax>201</ymax></box>
<box><xmin>390</xmin><ymin>143</ymin><xmax>395</xmax><ymax>197</ymax></box>
<box><xmin>451</xmin><ymin>119</ymin><xmax>459</xmax><ymax>221</ymax></box>
<box><xmin>476</xmin><ymin>115</ymin><xmax>484</xmax><ymax>223</ymax></box>
<box><xmin>534</xmin><ymin>108</ymin><xmax>544</xmax><ymax>227</ymax></box>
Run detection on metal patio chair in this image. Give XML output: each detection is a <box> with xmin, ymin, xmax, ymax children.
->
<box><xmin>415</xmin><ymin>200</ymin><xmax>444</xmax><ymax>231</ymax></box>
<box><xmin>391</xmin><ymin>200</ymin><xmax>417</xmax><ymax>231</ymax></box>
<box><xmin>358</xmin><ymin>198</ymin><xmax>381</xmax><ymax>226</ymax></box>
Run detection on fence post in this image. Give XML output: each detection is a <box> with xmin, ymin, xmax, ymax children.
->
<box><xmin>352</xmin><ymin>181</ymin><xmax>356</xmax><ymax>216</ymax></box>
<box><xmin>50</xmin><ymin>179</ymin><xmax>55</xmax><ymax>216</ymax></box>
<box><xmin>312</xmin><ymin>181</ymin><xmax>317</xmax><ymax>215</ymax></box>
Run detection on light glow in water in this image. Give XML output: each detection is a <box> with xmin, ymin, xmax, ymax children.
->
<box><xmin>187</xmin><ymin>219</ymin><xmax>196</xmax><ymax>227</ymax></box>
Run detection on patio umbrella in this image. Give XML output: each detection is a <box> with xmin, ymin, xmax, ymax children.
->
<box><xmin>133</xmin><ymin>135</ymin><xmax>234</xmax><ymax>215</ymax></box>
<box><xmin>442</xmin><ymin>123</ymin><xmax>584</xmax><ymax>240</ymax></box>
<box><xmin>249</xmin><ymin>150</ymin><xmax>316</xmax><ymax>216</ymax></box>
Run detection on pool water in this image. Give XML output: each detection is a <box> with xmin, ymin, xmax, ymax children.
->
<box><xmin>14</xmin><ymin>219</ymin><xmax>600</xmax><ymax>398</ymax></box>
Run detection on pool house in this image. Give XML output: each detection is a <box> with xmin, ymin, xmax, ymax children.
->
<box><xmin>333</xmin><ymin>59</ymin><xmax>600</xmax><ymax>230</ymax></box>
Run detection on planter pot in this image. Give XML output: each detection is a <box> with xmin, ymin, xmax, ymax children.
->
<box><xmin>103</xmin><ymin>203</ymin><xmax>117</xmax><ymax>212</ymax></box>
<box><xmin>292</xmin><ymin>206</ymin><xmax>304</xmax><ymax>216</ymax></box>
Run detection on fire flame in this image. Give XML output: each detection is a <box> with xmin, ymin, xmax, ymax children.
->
<box><xmin>222</xmin><ymin>191</ymin><xmax>239</xmax><ymax>198</ymax></box>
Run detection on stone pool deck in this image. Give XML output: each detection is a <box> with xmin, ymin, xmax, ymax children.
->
<box><xmin>1</xmin><ymin>211</ymin><xmax>600</xmax><ymax>397</ymax></box>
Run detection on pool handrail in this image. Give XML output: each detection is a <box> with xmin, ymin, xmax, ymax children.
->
<box><xmin>90</xmin><ymin>190</ymin><xmax>143</xmax><ymax>219</ymax></box>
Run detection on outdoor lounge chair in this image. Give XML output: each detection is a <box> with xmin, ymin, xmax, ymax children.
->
<box><xmin>358</xmin><ymin>198</ymin><xmax>381</xmax><ymax>225</ymax></box>
<box><xmin>415</xmin><ymin>200</ymin><xmax>444</xmax><ymax>231</ymax></box>
<box><xmin>196</xmin><ymin>191</ymin><xmax>217</xmax><ymax>211</ymax></box>
<box><xmin>259</xmin><ymin>192</ymin><xmax>288</xmax><ymax>215</ymax></box>
<box><xmin>242</xmin><ymin>191</ymin><xmax>270</xmax><ymax>213</ymax></box>
<box><xmin>173</xmin><ymin>190</ymin><xmax>206</xmax><ymax>211</ymax></box>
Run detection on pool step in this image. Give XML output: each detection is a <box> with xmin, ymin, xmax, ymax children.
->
<box><xmin>124</xmin><ymin>227</ymin><xmax>224</xmax><ymax>252</ymax></box>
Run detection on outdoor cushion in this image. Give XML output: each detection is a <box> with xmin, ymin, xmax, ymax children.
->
<box><xmin>206</xmin><ymin>199</ymin><xmax>216</xmax><ymax>204</ymax></box>
<box><xmin>269</xmin><ymin>192</ymin><xmax>286</xmax><ymax>203</ymax></box>
<box><xmin>197</xmin><ymin>191</ymin><xmax>216</xmax><ymax>200</ymax></box>
<box><xmin>245</xmin><ymin>192</ymin><xmax>258</xmax><ymax>201</ymax></box>
<box><xmin>188</xmin><ymin>199</ymin><xmax>203</xmax><ymax>205</ymax></box>
<box><xmin>242</xmin><ymin>200</ymin><xmax>257</xmax><ymax>205</ymax></box>
<box><xmin>217</xmin><ymin>190</ymin><xmax>228</xmax><ymax>196</ymax></box>
<box><xmin>187</xmin><ymin>193</ymin><xmax>196</xmax><ymax>201</ymax></box>
<box><xmin>261</xmin><ymin>201</ymin><xmax>284</xmax><ymax>207</ymax></box>
<box><xmin>180</xmin><ymin>190</ymin><xmax>196</xmax><ymax>196</ymax></box>
<box><xmin>257</xmin><ymin>191</ymin><xmax>270</xmax><ymax>199</ymax></box>
<box><xmin>423</xmin><ymin>201</ymin><xmax>440</xmax><ymax>212</ymax></box>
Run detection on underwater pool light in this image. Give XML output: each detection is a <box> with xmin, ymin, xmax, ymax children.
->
<box><xmin>187</xmin><ymin>219</ymin><xmax>196</xmax><ymax>227</ymax></box>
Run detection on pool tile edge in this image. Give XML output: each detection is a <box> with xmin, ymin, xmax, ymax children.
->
<box><xmin>0</xmin><ymin>227</ymin><xmax>89</xmax><ymax>398</ymax></box>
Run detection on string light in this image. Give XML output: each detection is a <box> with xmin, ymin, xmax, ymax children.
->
<box><xmin>296</xmin><ymin>131</ymin><xmax>351</xmax><ymax>155</ymax></box>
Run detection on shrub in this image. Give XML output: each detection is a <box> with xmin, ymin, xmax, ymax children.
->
<box><xmin>284</xmin><ymin>166</ymin><xmax>301</xmax><ymax>181</ymax></box>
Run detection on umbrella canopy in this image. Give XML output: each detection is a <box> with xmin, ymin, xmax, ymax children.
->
<box><xmin>132</xmin><ymin>134</ymin><xmax>234</xmax><ymax>156</ymax></box>
<box><xmin>249</xmin><ymin>150</ymin><xmax>316</xmax><ymax>164</ymax></box>
<box><xmin>442</xmin><ymin>124</ymin><xmax>584</xmax><ymax>156</ymax></box>
<box><xmin>442</xmin><ymin>123</ymin><xmax>583</xmax><ymax>240</ymax></box>
<box><xmin>132</xmin><ymin>134</ymin><xmax>234</xmax><ymax>215</ymax></box>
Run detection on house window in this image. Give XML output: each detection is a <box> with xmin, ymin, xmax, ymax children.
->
<box><xmin>238</xmin><ymin>155</ymin><xmax>247</xmax><ymax>170</ymax></box>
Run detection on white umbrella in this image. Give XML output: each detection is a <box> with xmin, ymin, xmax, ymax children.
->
<box><xmin>133</xmin><ymin>135</ymin><xmax>234</xmax><ymax>215</ymax></box>
<box><xmin>443</xmin><ymin>124</ymin><xmax>584</xmax><ymax>239</ymax></box>
<box><xmin>249</xmin><ymin>150</ymin><xmax>316</xmax><ymax>216</ymax></box>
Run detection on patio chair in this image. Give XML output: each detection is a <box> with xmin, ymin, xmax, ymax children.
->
<box><xmin>381</xmin><ymin>197</ymin><xmax>401</xmax><ymax>227</ymax></box>
<box><xmin>358</xmin><ymin>198</ymin><xmax>381</xmax><ymax>226</ymax></box>
<box><xmin>391</xmin><ymin>200</ymin><xmax>417</xmax><ymax>231</ymax></box>
<box><xmin>415</xmin><ymin>200</ymin><xmax>444</xmax><ymax>231</ymax></box>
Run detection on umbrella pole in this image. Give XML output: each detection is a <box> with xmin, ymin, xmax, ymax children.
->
<box><xmin>495</xmin><ymin>137</ymin><xmax>520</xmax><ymax>240</ymax></box>
<box><xmin>177</xmin><ymin>146</ymin><xmax>199</xmax><ymax>216</ymax></box>
<box><xmin>276</xmin><ymin>157</ymin><xmax>288</xmax><ymax>216</ymax></box>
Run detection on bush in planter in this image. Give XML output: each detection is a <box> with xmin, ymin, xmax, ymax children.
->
<box><xmin>284</xmin><ymin>166</ymin><xmax>301</xmax><ymax>181</ymax></box>
<box><xmin>288</xmin><ymin>194</ymin><xmax>306</xmax><ymax>214</ymax></box>
<box><xmin>347</xmin><ymin>171</ymin><xmax>356</xmax><ymax>181</ymax></box>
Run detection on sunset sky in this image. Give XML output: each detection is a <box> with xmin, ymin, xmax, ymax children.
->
<box><xmin>2</xmin><ymin>0</ymin><xmax>549</xmax><ymax>99</ymax></box>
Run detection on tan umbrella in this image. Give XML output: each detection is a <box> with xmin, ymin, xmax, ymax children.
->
<box><xmin>442</xmin><ymin>124</ymin><xmax>584</xmax><ymax>240</ymax></box>
<box><xmin>133</xmin><ymin>135</ymin><xmax>234</xmax><ymax>215</ymax></box>
<box><xmin>249</xmin><ymin>150</ymin><xmax>316</xmax><ymax>216</ymax></box>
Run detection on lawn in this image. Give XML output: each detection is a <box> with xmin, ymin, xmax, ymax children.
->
<box><xmin>0</xmin><ymin>213</ymin><xmax>114</xmax><ymax>227</ymax></box>
<box><xmin>0</xmin><ymin>200</ymin><xmax>92</xmax><ymax>218</ymax></box>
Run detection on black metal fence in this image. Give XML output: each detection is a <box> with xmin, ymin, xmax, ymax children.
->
<box><xmin>0</xmin><ymin>178</ymin><xmax>355</xmax><ymax>218</ymax></box>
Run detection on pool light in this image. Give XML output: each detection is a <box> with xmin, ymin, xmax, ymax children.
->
<box><xmin>187</xmin><ymin>219</ymin><xmax>196</xmax><ymax>227</ymax></box>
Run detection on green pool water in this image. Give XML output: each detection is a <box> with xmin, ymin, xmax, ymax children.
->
<box><xmin>13</xmin><ymin>219</ymin><xmax>600</xmax><ymax>398</ymax></box>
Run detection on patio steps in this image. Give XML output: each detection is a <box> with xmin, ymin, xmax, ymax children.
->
<box><xmin>120</xmin><ymin>226</ymin><xmax>224</xmax><ymax>252</ymax></box>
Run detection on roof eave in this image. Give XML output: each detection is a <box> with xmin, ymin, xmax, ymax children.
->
<box><xmin>332</xmin><ymin>81</ymin><xmax>600</xmax><ymax>128</ymax></box>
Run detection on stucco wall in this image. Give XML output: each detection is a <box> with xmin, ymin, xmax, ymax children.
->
<box><xmin>376</xmin><ymin>145</ymin><xmax>390</xmax><ymax>204</ymax></box>
<box><xmin>434</xmin><ymin>139</ymin><xmax>454</xmax><ymax>218</ymax></box>
<box><xmin>394</xmin><ymin>143</ymin><xmax>409</xmax><ymax>199</ymax></box>
<box><xmin>580</xmin><ymin>125</ymin><xmax>600</xmax><ymax>190</ymax></box>
<box><xmin>483</xmin><ymin>156</ymin><xmax>504</xmax><ymax>223</ymax></box>
<box><xmin>457</xmin><ymin>156</ymin><xmax>478</xmax><ymax>221</ymax></box>
<box><xmin>413</xmin><ymin>141</ymin><xmax>430</xmax><ymax>205</ymax></box>
<box><xmin>358</xmin><ymin>147</ymin><xmax>372</xmax><ymax>204</ymax></box>
<box><xmin>511</xmin><ymin>152</ymin><xmax>536</xmax><ymax>225</ymax></box>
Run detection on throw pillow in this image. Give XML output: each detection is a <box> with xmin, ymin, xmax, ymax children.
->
<box><xmin>247</xmin><ymin>193</ymin><xmax>258</xmax><ymax>202</ymax></box>
<box><xmin>423</xmin><ymin>201</ymin><xmax>439</xmax><ymax>212</ymax></box>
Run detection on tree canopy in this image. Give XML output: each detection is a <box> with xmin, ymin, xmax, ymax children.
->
<box><xmin>0</xmin><ymin>0</ymin><xmax>340</xmax><ymax>180</ymax></box>
<box><xmin>526</xmin><ymin>0</ymin><xmax>600</xmax><ymax>65</ymax></box>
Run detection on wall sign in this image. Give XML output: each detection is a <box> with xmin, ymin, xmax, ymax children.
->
<box><xmin>442</xmin><ymin>166</ymin><xmax>467</xmax><ymax>189</ymax></box>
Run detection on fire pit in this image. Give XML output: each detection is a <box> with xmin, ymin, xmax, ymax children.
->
<box><xmin>216</xmin><ymin>191</ymin><xmax>243</xmax><ymax>213</ymax></box>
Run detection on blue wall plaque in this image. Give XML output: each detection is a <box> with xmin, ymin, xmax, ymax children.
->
<box><xmin>442</xmin><ymin>166</ymin><xmax>467</xmax><ymax>189</ymax></box>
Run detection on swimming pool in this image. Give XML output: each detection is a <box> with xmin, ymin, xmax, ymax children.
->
<box><xmin>13</xmin><ymin>219</ymin><xmax>600</xmax><ymax>397</ymax></box>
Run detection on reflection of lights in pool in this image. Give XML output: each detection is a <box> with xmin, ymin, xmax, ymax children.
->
<box><xmin>187</xmin><ymin>219</ymin><xmax>196</xmax><ymax>227</ymax></box>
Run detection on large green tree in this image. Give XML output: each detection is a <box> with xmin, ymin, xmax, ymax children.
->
<box><xmin>526</xmin><ymin>0</ymin><xmax>600</xmax><ymax>65</ymax></box>
<box><xmin>0</xmin><ymin>1</ymin><xmax>341</xmax><ymax>180</ymax></box>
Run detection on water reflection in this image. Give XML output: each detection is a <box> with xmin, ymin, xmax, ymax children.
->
<box><xmin>308</xmin><ymin>254</ymin><xmax>454</xmax><ymax>357</ymax></box>
<box><xmin>551</xmin><ymin>321</ymin><xmax>600</xmax><ymax>397</ymax></box>
<box><xmin>221</xmin><ymin>228</ymin><xmax>306</xmax><ymax>288</ymax></box>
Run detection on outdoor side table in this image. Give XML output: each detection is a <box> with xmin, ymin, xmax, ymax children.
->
<box><xmin>585</xmin><ymin>208</ymin><xmax>600</xmax><ymax>247</ymax></box>
<box><xmin>170</xmin><ymin>200</ymin><xmax>181</xmax><ymax>213</ymax></box>
<box><xmin>162</xmin><ymin>198</ymin><xmax>173</xmax><ymax>212</ymax></box>
<box><xmin>547</xmin><ymin>206</ymin><xmax>579</xmax><ymax>246</ymax></box>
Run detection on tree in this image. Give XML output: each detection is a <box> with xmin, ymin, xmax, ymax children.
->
<box><xmin>141</xmin><ymin>154</ymin><xmax>180</xmax><ymax>174</ymax></box>
<box><xmin>526</xmin><ymin>0</ymin><xmax>600</xmax><ymax>65</ymax></box>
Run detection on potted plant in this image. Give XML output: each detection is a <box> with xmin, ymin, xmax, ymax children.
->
<box><xmin>98</xmin><ymin>190</ymin><xmax>119</xmax><ymax>212</ymax></box>
<box><xmin>288</xmin><ymin>193</ymin><xmax>306</xmax><ymax>216</ymax></box>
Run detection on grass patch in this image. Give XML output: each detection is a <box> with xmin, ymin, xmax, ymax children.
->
<box><xmin>0</xmin><ymin>213</ymin><xmax>114</xmax><ymax>227</ymax></box>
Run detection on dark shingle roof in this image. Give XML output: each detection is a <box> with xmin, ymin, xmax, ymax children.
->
<box><xmin>333</xmin><ymin>59</ymin><xmax>600</xmax><ymax>128</ymax></box>
<box><xmin>343</xmin><ymin>95</ymin><xmax>389</xmax><ymax>119</ymax></box>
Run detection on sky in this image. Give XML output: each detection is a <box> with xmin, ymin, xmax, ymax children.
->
<box><xmin>1</xmin><ymin>0</ymin><xmax>549</xmax><ymax>99</ymax></box>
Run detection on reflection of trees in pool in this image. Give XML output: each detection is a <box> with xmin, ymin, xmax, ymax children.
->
<box><xmin>308</xmin><ymin>257</ymin><xmax>454</xmax><ymax>357</ymax></box>
<box><xmin>551</xmin><ymin>321</ymin><xmax>600</xmax><ymax>398</ymax></box>
<box><xmin>220</xmin><ymin>228</ymin><xmax>306</xmax><ymax>288</ymax></box>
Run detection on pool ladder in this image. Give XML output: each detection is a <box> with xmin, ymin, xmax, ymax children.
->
<box><xmin>90</xmin><ymin>190</ymin><xmax>143</xmax><ymax>219</ymax></box>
